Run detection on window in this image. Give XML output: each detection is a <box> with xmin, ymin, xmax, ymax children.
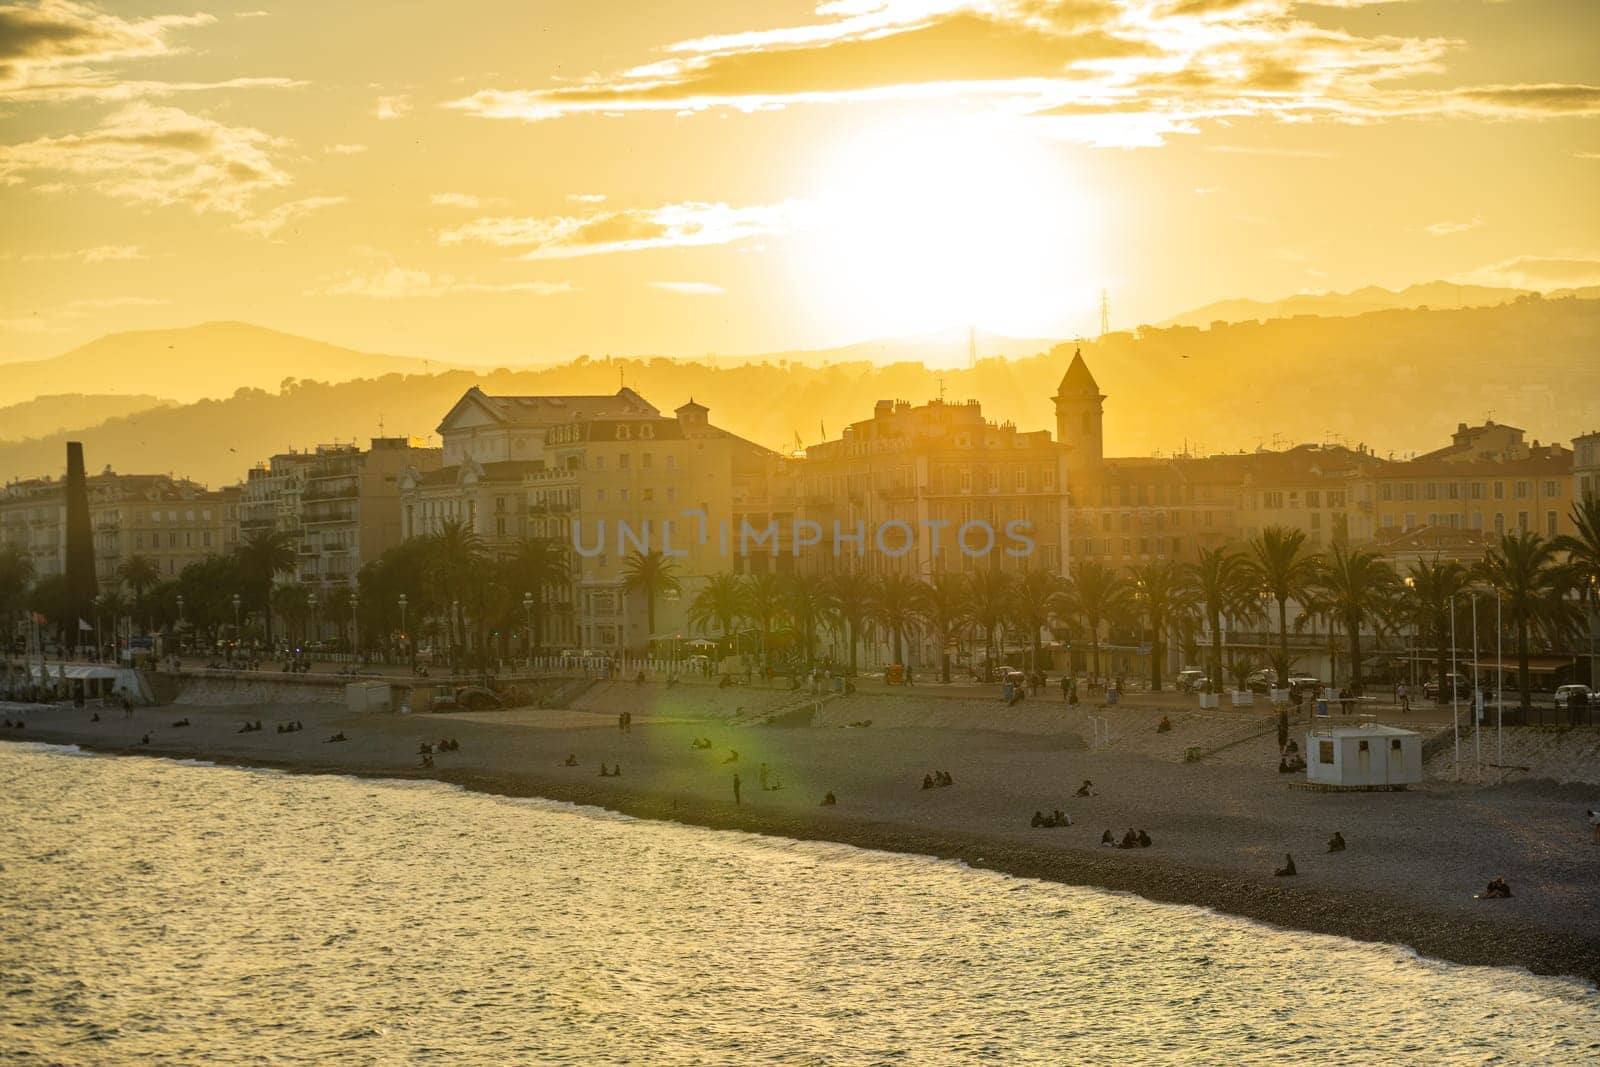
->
<box><xmin>1470</xmin><ymin>511</ymin><xmax>1483</xmax><ymax>530</ymax></box>
<box><xmin>1514</xmin><ymin>481</ymin><xmax>1530</xmax><ymax>499</ymax></box>
<box><xmin>1543</xmin><ymin>480</ymin><xmax>1559</xmax><ymax>498</ymax></box>
<box><xmin>596</xmin><ymin>489</ymin><xmax>606</xmax><ymax>502</ymax></box>
<box><xmin>1264</xmin><ymin>491</ymin><xmax>1283</xmax><ymax>509</ymax></box>
<box><xmin>643</xmin><ymin>453</ymin><xmax>653</xmax><ymax>469</ymax></box>
<box><xmin>1381</xmin><ymin>484</ymin><xmax>1393</xmax><ymax>502</ymax></box>
<box><xmin>1403</xmin><ymin>513</ymin><xmax>1415</xmax><ymax>529</ymax></box>
<box><xmin>1470</xmin><ymin>482</ymin><xmax>1482</xmax><ymax>500</ymax></box>
<box><xmin>1547</xmin><ymin>511</ymin><xmax>1558</xmax><ymax>536</ymax></box>
<box><xmin>1319</xmin><ymin>740</ymin><xmax>1334</xmax><ymax>764</ymax></box>
<box><xmin>594</xmin><ymin>456</ymin><xmax>606</xmax><ymax>471</ymax></box>
<box><xmin>1307</xmin><ymin>490</ymin><xmax>1320</xmax><ymax>508</ymax></box>
<box><xmin>1310</xmin><ymin>512</ymin><xmax>1321</xmax><ymax>529</ymax></box>
<box><xmin>1494</xmin><ymin>512</ymin><xmax>1505</xmax><ymax>535</ymax></box>
<box><xmin>1101</xmin><ymin>514</ymin><xmax>1111</xmax><ymax>531</ymax></box>
<box><xmin>643</xmin><ymin>488</ymin><xmax>654</xmax><ymax>502</ymax></box>
<box><xmin>1517</xmin><ymin>511</ymin><xmax>1529</xmax><ymax>532</ymax></box>
<box><xmin>620</xmin><ymin>489</ymin><xmax>630</xmax><ymax>502</ymax></box>
<box><xmin>1015</xmin><ymin>468</ymin><xmax>1026</xmax><ymax>490</ymax></box>
<box><xmin>620</xmin><ymin>454</ymin><xmax>631</xmax><ymax>470</ymax></box>
<box><xmin>1493</xmin><ymin>481</ymin><xmax>1504</xmax><ymax>499</ymax></box>
<box><xmin>666</xmin><ymin>487</ymin><xmax>676</xmax><ymax>504</ymax></box>
<box><xmin>665</xmin><ymin>454</ymin><xmax>676</xmax><ymax>470</ymax></box>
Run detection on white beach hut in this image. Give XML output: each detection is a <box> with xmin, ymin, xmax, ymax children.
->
<box><xmin>1305</xmin><ymin>723</ymin><xmax>1422</xmax><ymax>789</ymax></box>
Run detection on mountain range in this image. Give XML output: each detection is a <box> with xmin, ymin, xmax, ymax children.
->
<box><xmin>1161</xmin><ymin>281</ymin><xmax>1600</xmax><ymax>329</ymax></box>
<box><xmin>0</xmin><ymin>295</ymin><xmax>1594</xmax><ymax>489</ymax></box>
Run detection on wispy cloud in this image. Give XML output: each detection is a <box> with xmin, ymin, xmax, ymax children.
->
<box><xmin>567</xmin><ymin>192</ymin><xmax>607</xmax><ymax>204</ymax></box>
<box><xmin>22</xmin><ymin>244</ymin><xmax>146</xmax><ymax>263</ymax></box>
<box><xmin>324</xmin><ymin>143</ymin><xmax>367</xmax><ymax>155</ymax></box>
<box><xmin>235</xmin><ymin>9</ymin><xmax>271</xmax><ymax>17</ymax></box>
<box><xmin>430</xmin><ymin>192</ymin><xmax>483</xmax><ymax>208</ymax></box>
<box><xmin>235</xmin><ymin>196</ymin><xmax>347</xmax><ymax>238</ymax></box>
<box><xmin>0</xmin><ymin>2</ymin><xmax>298</xmax><ymax>102</ymax></box>
<box><xmin>650</xmin><ymin>281</ymin><xmax>725</xmax><ymax>295</ymax></box>
<box><xmin>1423</xmin><ymin>217</ymin><xmax>1483</xmax><ymax>237</ymax></box>
<box><xmin>445</xmin><ymin>1</ymin><xmax>1599</xmax><ymax>148</ymax></box>
<box><xmin>0</xmin><ymin>102</ymin><xmax>290</xmax><ymax>216</ymax></box>
<box><xmin>440</xmin><ymin>200</ymin><xmax>806</xmax><ymax>259</ymax></box>
<box><xmin>307</xmin><ymin>266</ymin><xmax>577</xmax><ymax>299</ymax></box>
<box><xmin>374</xmin><ymin>93</ymin><xmax>412</xmax><ymax>120</ymax></box>
<box><xmin>1458</xmin><ymin>253</ymin><xmax>1600</xmax><ymax>291</ymax></box>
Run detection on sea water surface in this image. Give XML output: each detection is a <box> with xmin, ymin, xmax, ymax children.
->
<box><xmin>2</xmin><ymin>744</ymin><xmax>1597</xmax><ymax>1065</ymax></box>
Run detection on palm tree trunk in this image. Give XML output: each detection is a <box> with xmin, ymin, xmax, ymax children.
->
<box><xmin>1277</xmin><ymin>596</ymin><xmax>1289</xmax><ymax>682</ymax></box>
<box><xmin>1150</xmin><ymin>612</ymin><xmax>1163</xmax><ymax>692</ymax></box>
<box><xmin>1517</xmin><ymin>620</ymin><xmax>1531</xmax><ymax>719</ymax></box>
<box><xmin>847</xmin><ymin>620</ymin><xmax>858</xmax><ymax>675</ymax></box>
<box><xmin>1208</xmin><ymin>610</ymin><xmax>1222</xmax><ymax>688</ymax></box>
<box><xmin>1347</xmin><ymin>612</ymin><xmax>1362</xmax><ymax>693</ymax></box>
<box><xmin>1435</xmin><ymin>622</ymin><xmax>1448</xmax><ymax>705</ymax></box>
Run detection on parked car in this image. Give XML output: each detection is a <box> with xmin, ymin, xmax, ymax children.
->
<box><xmin>1423</xmin><ymin>673</ymin><xmax>1470</xmax><ymax>702</ymax></box>
<box><xmin>1287</xmin><ymin>675</ymin><xmax>1322</xmax><ymax>691</ymax></box>
<box><xmin>1245</xmin><ymin>668</ymin><xmax>1278</xmax><ymax>694</ymax></box>
<box><xmin>1554</xmin><ymin>684</ymin><xmax>1595</xmax><ymax>710</ymax></box>
<box><xmin>1176</xmin><ymin>668</ymin><xmax>1207</xmax><ymax>692</ymax></box>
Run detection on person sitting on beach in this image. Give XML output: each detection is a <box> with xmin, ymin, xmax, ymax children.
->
<box><xmin>1031</xmin><ymin>810</ymin><xmax>1047</xmax><ymax>827</ymax></box>
<box><xmin>923</xmin><ymin>774</ymin><xmax>936</xmax><ymax>790</ymax></box>
<box><xmin>140</xmin><ymin>733</ymin><xmax>150</xmax><ymax>745</ymax></box>
<box><xmin>449</xmin><ymin>739</ymin><xmax>460</xmax><ymax>752</ymax></box>
<box><xmin>172</xmin><ymin>718</ymin><xmax>189</xmax><ymax>728</ymax></box>
<box><xmin>598</xmin><ymin>763</ymin><xmax>610</xmax><ymax>777</ymax></box>
<box><xmin>722</xmin><ymin>750</ymin><xmax>739</xmax><ymax>764</ymax></box>
<box><xmin>613</xmin><ymin>764</ymin><xmax>621</xmax><ymax>777</ymax></box>
<box><xmin>420</xmin><ymin>742</ymin><xmax>433</xmax><ymax>755</ymax></box>
<box><xmin>1587</xmin><ymin>808</ymin><xmax>1600</xmax><ymax>845</ymax></box>
<box><xmin>239</xmin><ymin>721</ymin><xmax>254</xmax><ymax>733</ymax></box>
<box><xmin>939</xmin><ymin>771</ymin><xmax>953</xmax><ymax>787</ymax></box>
<box><xmin>821</xmin><ymin>792</ymin><xmax>837</xmax><ymax>806</ymax></box>
<box><xmin>1101</xmin><ymin>829</ymin><xmax>1115</xmax><ymax>846</ymax></box>
<box><xmin>563</xmin><ymin>754</ymin><xmax>578</xmax><ymax>766</ymax></box>
<box><xmin>91</xmin><ymin>713</ymin><xmax>100</xmax><ymax>723</ymax></box>
<box><xmin>1278</xmin><ymin>757</ymin><xmax>1294</xmax><ymax>774</ymax></box>
<box><xmin>254</xmin><ymin>720</ymin><xmax>263</xmax><ymax>732</ymax></box>
<box><xmin>326</xmin><ymin>732</ymin><xmax>347</xmax><ymax>743</ymax></box>
<box><xmin>1119</xmin><ymin>829</ymin><xmax>1138</xmax><ymax>849</ymax></box>
<box><xmin>1054</xmin><ymin>809</ymin><xmax>1071</xmax><ymax>827</ymax></box>
<box><xmin>1137</xmin><ymin>830</ymin><xmax>1152</xmax><ymax>848</ymax></box>
<box><xmin>1075</xmin><ymin>779</ymin><xmax>1095</xmax><ymax>798</ymax></box>
<box><xmin>1480</xmin><ymin>876</ymin><xmax>1512</xmax><ymax>899</ymax></box>
<box><xmin>1287</xmin><ymin>740</ymin><xmax>1299</xmax><ymax>754</ymax></box>
<box><xmin>421</xmin><ymin>753</ymin><xmax>433</xmax><ymax>768</ymax></box>
<box><xmin>1157</xmin><ymin>715</ymin><xmax>1172</xmax><ymax>734</ymax></box>
<box><xmin>1274</xmin><ymin>853</ymin><xmax>1297</xmax><ymax>877</ymax></box>
<box><xmin>1327</xmin><ymin>831</ymin><xmax>1346</xmax><ymax>853</ymax></box>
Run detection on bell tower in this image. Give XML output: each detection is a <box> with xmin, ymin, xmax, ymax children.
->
<box><xmin>1053</xmin><ymin>347</ymin><xmax>1104</xmax><ymax>473</ymax></box>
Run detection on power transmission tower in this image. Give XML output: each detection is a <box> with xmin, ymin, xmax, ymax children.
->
<box><xmin>1099</xmin><ymin>289</ymin><xmax>1110</xmax><ymax>338</ymax></box>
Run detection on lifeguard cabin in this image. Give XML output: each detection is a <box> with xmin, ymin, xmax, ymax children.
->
<box><xmin>1305</xmin><ymin>723</ymin><xmax>1422</xmax><ymax>790</ymax></box>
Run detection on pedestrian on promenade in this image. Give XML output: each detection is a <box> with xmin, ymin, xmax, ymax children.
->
<box><xmin>733</xmin><ymin>773</ymin><xmax>742</xmax><ymax>806</ymax></box>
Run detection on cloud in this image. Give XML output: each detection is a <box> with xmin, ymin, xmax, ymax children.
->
<box><xmin>1459</xmin><ymin>254</ymin><xmax>1600</xmax><ymax>291</ymax></box>
<box><xmin>1423</xmin><ymin>217</ymin><xmax>1483</xmax><ymax>237</ymax></box>
<box><xmin>235</xmin><ymin>9</ymin><xmax>271</xmax><ymax>17</ymax></box>
<box><xmin>22</xmin><ymin>244</ymin><xmax>146</xmax><ymax>262</ymax></box>
<box><xmin>325</xmin><ymin>142</ymin><xmax>367</xmax><ymax>155</ymax></box>
<box><xmin>445</xmin><ymin>1</ymin><xmax>1597</xmax><ymax>147</ymax></box>
<box><xmin>1205</xmin><ymin>144</ymin><xmax>1339</xmax><ymax>159</ymax></box>
<box><xmin>0</xmin><ymin>0</ymin><xmax>212</xmax><ymax>98</ymax></box>
<box><xmin>439</xmin><ymin>199</ymin><xmax>806</xmax><ymax>259</ymax></box>
<box><xmin>307</xmin><ymin>266</ymin><xmax>577</xmax><ymax>299</ymax></box>
<box><xmin>1576</xmin><ymin>150</ymin><xmax>1600</xmax><ymax>160</ymax></box>
<box><xmin>375</xmin><ymin>93</ymin><xmax>412</xmax><ymax>120</ymax></box>
<box><xmin>0</xmin><ymin>102</ymin><xmax>290</xmax><ymax>216</ymax></box>
<box><xmin>430</xmin><ymin>192</ymin><xmax>482</xmax><ymax>208</ymax></box>
<box><xmin>567</xmin><ymin>192</ymin><xmax>606</xmax><ymax>204</ymax></box>
<box><xmin>235</xmin><ymin>195</ymin><xmax>347</xmax><ymax>238</ymax></box>
<box><xmin>650</xmin><ymin>281</ymin><xmax>726</xmax><ymax>295</ymax></box>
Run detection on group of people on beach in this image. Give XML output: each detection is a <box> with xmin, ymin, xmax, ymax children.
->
<box><xmin>1031</xmin><ymin>809</ymin><xmax>1071</xmax><ymax>828</ymax></box>
<box><xmin>1104</xmin><ymin>828</ymin><xmax>1152</xmax><ymax>848</ymax></box>
<box><xmin>921</xmin><ymin>770</ymin><xmax>954</xmax><ymax>789</ymax></box>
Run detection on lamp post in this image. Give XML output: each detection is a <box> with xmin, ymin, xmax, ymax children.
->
<box><xmin>307</xmin><ymin>590</ymin><xmax>318</xmax><ymax>654</ymax></box>
<box><xmin>1403</xmin><ymin>575</ymin><xmax>1417</xmax><ymax>690</ymax></box>
<box><xmin>452</xmin><ymin>598</ymin><xmax>461</xmax><ymax>672</ymax></box>
<box><xmin>1450</xmin><ymin>591</ymin><xmax>1459</xmax><ymax>780</ymax></box>
<box><xmin>176</xmin><ymin>594</ymin><xmax>184</xmax><ymax>659</ymax></box>
<box><xmin>398</xmin><ymin>593</ymin><xmax>408</xmax><ymax>668</ymax></box>
<box><xmin>232</xmin><ymin>593</ymin><xmax>241</xmax><ymax>646</ymax></box>
<box><xmin>1470</xmin><ymin>591</ymin><xmax>1480</xmax><ymax>775</ymax></box>
<box><xmin>351</xmin><ymin>590</ymin><xmax>360</xmax><ymax>665</ymax></box>
<box><xmin>523</xmin><ymin>591</ymin><xmax>534</xmax><ymax>669</ymax></box>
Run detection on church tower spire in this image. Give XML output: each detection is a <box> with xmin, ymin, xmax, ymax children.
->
<box><xmin>1052</xmin><ymin>347</ymin><xmax>1104</xmax><ymax>471</ymax></box>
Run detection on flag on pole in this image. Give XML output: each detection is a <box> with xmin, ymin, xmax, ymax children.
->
<box><xmin>32</xmin><ymin>611</ymin><xmax>47</xmax><ymax>624</ymax></box>
<box><xmin>79</xmin><ymin>618</ymin><xmax>94</xmax><ymax>632</ymax></box>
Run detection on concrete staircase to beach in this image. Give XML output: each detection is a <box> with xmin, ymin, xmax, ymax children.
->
<box><xmin>540</xmin><ymin>676</ymin><xmax>600</xmax><ymax>708</ymax></box>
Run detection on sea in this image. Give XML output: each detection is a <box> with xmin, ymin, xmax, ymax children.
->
<box><xmin>2</xmin><ymin>743</ymin><xmax>1597</xmax><ymax>1065</ymax></box>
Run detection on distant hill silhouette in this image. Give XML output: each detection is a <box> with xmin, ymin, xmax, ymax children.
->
<box><xmin>0</xmin><ymin>296</ymin><xmax>1594</xmax><ymax>488</ymax></box>
<box><xmin>0</xmin><ymin>322</ymin><xmax>456</xmax><ymax>405</ymax></box>
<box><xmin>0</xmin><ymin>393</ymin><xmax>171</xmax><ymax>443</ymax></box>
<box><xmin>1162</xmin><ymin>281</ymin><xmax>1600</xmax><ymax>329</ymax></box>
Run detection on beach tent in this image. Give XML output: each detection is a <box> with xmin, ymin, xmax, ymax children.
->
<box><xmin>1305</xmin><ymin>724</ymin><xmax>1422</xmax><ymax>788</ymax></box>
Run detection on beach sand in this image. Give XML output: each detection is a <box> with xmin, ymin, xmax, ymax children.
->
<box><xmin>7</xmin><ymin>679</ymin><xmax>1599</xmax><ymax>984</ymax></box>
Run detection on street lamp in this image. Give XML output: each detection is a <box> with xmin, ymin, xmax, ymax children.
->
<box><xmin>522</xmin><ymin>591</ymin><xmax>534</xmax><ymax>668</ymax></box>
<box><xmin>308</xmin><ymin>590</ymin><xmax>319</xmax><ymax>652</ymax></box>
<box><xmin>232</xmin><ymin>592</ymin><xmax>241</xmax><ymax>642</ymax></box>
<box><xmin>1403</xmin><ymin>575</ymin><xmax>1417</xmax><ymax>689</ymax></box>
<box><xmin>351</xmin><ymin>590</ymin><xmax>360</xmax><ymax>665</ymax></box>
<box><xmin>398</xmin><ymin>593</ymin><xmax>409</xmax><ymax>667</ymax></box>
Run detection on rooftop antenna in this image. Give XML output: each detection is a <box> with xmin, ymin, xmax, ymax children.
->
<box><xmin>1099</xmin><ymin>289</ymin><xmax>1110</xmax><ymax>338</ymax></box>
<box><xmin>938</xmin><ymin>376</ymin><xmax>947</xmax><ymax>402</ymax></box>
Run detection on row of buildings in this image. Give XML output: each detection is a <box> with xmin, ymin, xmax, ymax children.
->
<box><xmin>3</xmin><ymin>347</ymin><xmax>1595</xmax><ymax>659</ymax></box>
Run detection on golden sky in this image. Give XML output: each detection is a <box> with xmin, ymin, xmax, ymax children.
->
<box><xmin>1</xmin><ymin>0</ymin><xmax>1597</xmax><ymax>365</ymax></box>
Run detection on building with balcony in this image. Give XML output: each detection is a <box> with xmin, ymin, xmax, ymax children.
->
<box><xmin>1574</xmin><ymin>429</ymin><xmax>1600</xmax><ymax>505</ymax></box>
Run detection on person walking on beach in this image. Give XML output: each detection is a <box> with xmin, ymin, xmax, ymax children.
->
<box><xmin>733</xmin><ymin>773</ymin><xmax>742</xmax><ymax>806</ymax></box>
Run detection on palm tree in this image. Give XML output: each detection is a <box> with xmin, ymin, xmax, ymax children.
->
<box><xmin>868</xmin><ymin>571</ymin><xmax>921</xmax><ymax>669</ymax></box>
<box><xmin>781</xmin><ymin>571</ymin><xmax>833</xmax><ymax>667</ymax></box>
<box><xmin>1477</xmin><ymin>531</ymin><xmax>1583</xmax><ymax>718</ymax></box>
<box><xmin>426</xmin><ymin>519</ymin><xmax>485</xmax><ymax>663</ymax></box>
<box><xmin>116</xmin><ymin>554</ymin><xmax>161</xmax><ymax>632</ymax></box>
<box><xmin>1128</xmin><ymin>559</ymin><xmax>1192</xmax><ymax>692</ymax></box>
<box><xmin>235</xmin><ymin>530</ymin><xmax>295</xmax><ymax>647</ymax></box>
<box><xmin>916</xmin><ymin>571</ymin><xmax>971</xmax><ymax>683</ymax></box>
<box><xmin>0</xmin><ymin>544</ymin><xmax>35</xmax><ymax>642</ymax></box>
<box><xmin>1011</xmin><ymin>567</ymin><xmax>1063</xmax><ymax>677</ymax></box>
<box><xmin>742</xmin><ymin>572</ymin><xmax>786</xmax><ymax>670</ymax></box>
<box><xmin>966</xmin><ymin>567</ymin><xmax>1014</xmax><ymax>675</ymax></box>
<box><xmin>825</xmin><ymin>569</ymin><xmax>874</xmax><ymax>675</ymax></box>
<box><xmin>1061</xmin><ymin>560</ymin><xmax>1128</xmax><ymax>679</ymax></box>
<box><xmin>271</xmin><ymin>583</ymin><xmax>310</xmax><ymax>646</ymax></box>
<box><xmin>502</xmin><ymin>536</ymin><xmax>570</xmax><ymax>655</ymax></box>
<box><xmin>1402</xmin><ymin>557</ymin><xmax>1471</xmax><ymax>703</ymax></box>
<box><xmin>1313</xmin><ymin>543</ymin><xmax>1397</xmax><ymax>692</ymax></box>
<box><xmin>1246</xmin><ymin>526</ymin><xmax>1319</xmax><ymax>685</ymax></box>
<box><xmin>621</xmin><ymin>550</ymin><xmax>682</xmax><ymax>645</ymax></box>
<box><xmin>687</xmin><ymin>572</ymin><xmax>745</xmax><ymax>656</ymax></box>
<box><xmin>1187</xmin><ymin>547</ymin><xmax>1251</xmax><ymax>689</ymax></box>
<box><xmin>1555</xmin><ymin>496</ymin><xmax>1600</xmax><ymax>686</ymax></box>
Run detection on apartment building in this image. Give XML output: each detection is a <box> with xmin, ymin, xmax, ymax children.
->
<box><xmin>1574</xmin><ymin>430</ymin><xmax>1600</xmax><ymax>504</ymax></box>
<box><xmin>0</xmin><ymin>469</ymin><xmax>239</xmax><ymax>587</ymax></box>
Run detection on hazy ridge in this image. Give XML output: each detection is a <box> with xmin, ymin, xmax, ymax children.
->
<box><xmin>1162</xmin><ymin>281</ymin><xmax>1600</xmax><ymax>329</ymax></box>
<box><xmin>0</xmin><ymin>297</ymin><xmax>1594</xmax><ymax>488</ymax></box>
<box><xmin>0</xmin><ymin>393</ymin><xmax>172</xmax><ymax>443</ymax></box>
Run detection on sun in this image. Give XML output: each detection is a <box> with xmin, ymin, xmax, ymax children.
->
<box><xmin>791</xmin><ymin>112</ymin><xmax>1102</xmax><ymax>347</ymax></box>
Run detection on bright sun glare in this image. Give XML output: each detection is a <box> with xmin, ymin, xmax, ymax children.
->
<box><xmin>795</xmin><ymin>114</ymin><xmax>1099</xmax><ymax>345</ymax></box>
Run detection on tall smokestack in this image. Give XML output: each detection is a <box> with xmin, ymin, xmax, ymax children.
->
<box><xmin>64</xmin><ymin>442</ymin><xmax>96</xmax><ymax>656</ymax></box>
